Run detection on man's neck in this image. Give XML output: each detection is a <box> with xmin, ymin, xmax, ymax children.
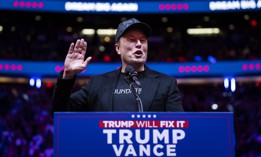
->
<box><xmin>121</xmin><ymin>64</ymin><xmax>145</xmax><ymax>72</ymax></box>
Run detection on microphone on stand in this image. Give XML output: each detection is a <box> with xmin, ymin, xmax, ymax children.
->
<box><xmin>124</xmin><ymin>65</ymin><xmax>143</xmax><ymax>112</ymax></box>
<box><xmin>125</xmin><ymin>65</ymin><xmax>141</xmax><ymax>87</ymax></box>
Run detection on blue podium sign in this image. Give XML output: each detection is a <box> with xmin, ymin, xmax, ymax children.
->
<box><xmin>54</xmin><ymin>112</ymin><xmax>235</xmax><ymax>157</ymax></box>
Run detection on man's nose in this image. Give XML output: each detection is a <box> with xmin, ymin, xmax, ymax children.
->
<box><xmin>136</xmin><ymin>40</ymin><xmax>142</xmax><ymax>46</ymax></box>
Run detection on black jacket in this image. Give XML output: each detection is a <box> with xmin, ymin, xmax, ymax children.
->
<box><xmin>51</xmin><ymin>66</ymin><xmax>183</xmax><ymax>116</ymax></box>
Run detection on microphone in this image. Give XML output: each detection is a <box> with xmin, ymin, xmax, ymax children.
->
<box><xmin>125</xmin><ymin>65</ymin><xmax>141</xmax><ymax>86</ymax></box>
<box><xmin>124</xmin><ymin>65</ymin><xmax>143</xmax><ymax>112</ymax></box>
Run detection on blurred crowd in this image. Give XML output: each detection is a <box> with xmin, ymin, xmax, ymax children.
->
<box><xmin>0</xmin><ymin>11</ymin><xmax>260</xmax><ymax>62</ymax></box>
<box><xmin>0</xmin><ymin>84</ymin><xmax>54</xmax><ymax>157</ymax></box>
<box><xmin>0</xmin><ymin>10</ymin><xmax>261</xmax><ymax>157</ymax></box>
<box><xmin>181</xmin><ymin>83</ymin><xmax>261</xmax><ymax>157</ymax></box>
<box><xmin>0</xmin><ymin>82</ymin><xmax>261</xmax><ymax>157</ymax></box>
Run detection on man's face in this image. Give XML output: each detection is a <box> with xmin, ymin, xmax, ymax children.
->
<box><xmin>115</xmin><ymin>29</ymin><xmax>148</xmax><ymax>69</ymax></box>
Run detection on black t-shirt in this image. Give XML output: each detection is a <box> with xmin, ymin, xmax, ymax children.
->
<box><xmin>113</xmin><ymin>71</ymin><xmax>144</xmax><ymax>111</ymax></box>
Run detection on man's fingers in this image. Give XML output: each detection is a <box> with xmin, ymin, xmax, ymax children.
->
<box><xmin>81</xmin><ymin>40</ymin><xmax>87</xmax><ymax>56</ymax></box>
<box><xmin>83</xmin><ymin>56</ymin><xmax>92</xmax><ymax>66</ymax></box>
<box><xmin>68</xmin><ymin>43</ymin><xmax>74</xmax><ymax>54</ymax></box>
<box><xmin>73</xmin><ymin>39</ymin><xmax>86</xmax><ymax>54</ymax></box>
<box><xmin>74</xmin><ymin>39</ymin><xmax>81</xmax><ymax>53</ymax></box>
<box><xmin>78</xmin><ymin>39</ymin><xmax>87</xmax><ymax>55</ymax></box>
<box><xmin>68</xmin><ymin>39</ymin><xmax>87</xmax><ymax>55</ymax></box>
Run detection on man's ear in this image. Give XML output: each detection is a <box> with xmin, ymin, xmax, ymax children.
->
<box><xmin>115</xmin><ymin>43</ymin><xmax>121</xmax><ymax>55</ymax></box>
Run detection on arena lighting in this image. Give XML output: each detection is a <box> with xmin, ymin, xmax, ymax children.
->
<box><xmin>194</xmin><ymin>56</ymin><xmax>203</xmax><ymax>62</ymax></box>
<box><xmin>98</xmin><ymin>45</ymin><xmax>105</xmax><ymax>52</ymax></box>
<box><xmin>1</xmin><ymin>0</ymin><xmax>260</xmax><ymax>13</ymax></box>
<box><xmin>29</xmin><ymin>78</ymin><xmax>35</xmax><ymax>87</ymax></box>
<box><xmin>250</xmin><ymin>19</ymin><xmax>258</xmax><ymax>27</ymax></box>
<box><xmin>97</xmin><ymin>29</ymin><xmax>117</xmax><ymax>36</ymax></box>
<box><xmin>259</xmin><ymin>0</ymin><xmax>261</xmax><ymax>7</ymax></box>
<box><xmin>104</xmin><ymin>36</ymin><xmax>111</xmax><ymax>42</ymax></box>
<box><xmin>158</xmin><ymin>3</ymin><xmax>189</xmax><ymax>10</ymax></box>
<box><xmin>226</xmin><ymin>104</ymin><xmax>234</xmax><ymax>112</ymax></box>
<box><xmin>13</xmin><ymin>1</ymin><xmax>44</xmax><ymax>8</ymax></box>
<box><xmin>1</xmin><ymin>60</ymin><xmax>260</xmax><ymax>77</ymax></box>
<box><xmin>242</xmin><ymin>63</ymin><xmax>261</xmax><ymax>71</ymax></box>
<box><xmin>211</xmin><ymin>103</ymin><xmax>218</xmax><ymax>110</ymax></box>
<box><xmin>65</xmin><ymin>2</ymin><xmax>138</xmax><ymax>12</ymax></box>
<box><xmin>224</xmin><ymin>77</ymin><xmax>236</xmax><ymax>92</ymax></box>
<box><xmin>209</xmin><ymin>0</ymin><xmax>259</xmax><ymax>11</ymax></box>
<box><xmin>81</xmin><ymin>29</ymin><xmax>95</xmax><ymax>36</ymax></box>
<box><xmin>81</xmin><ymin>28</ymin><xmax>116</xmax><ymax>36</ymax></box>
<box><xmin>207</xmin><ymin>55</ymin><xmax>217</xmax><ymax>63</ymax></box>
<box><xmin>103</xmin><ymin>55</ymin><xmax>111</xmax><ymax>62</ymax></box>
<box><xmin>36</xmin><ymin>78</ymin><xmax>42</xmax><ymax>89</ymax></box>
<box><xmin>224</xmin><ymin>77</ymin><xmax>229</xmax><ymax>89</ymax></box>
<box><xmin>187</xmin><ymin>28</ymin><xmax>220</xmax><ymax>35</ymax></box>
<box><xmin>29</xmin><ymin>76</ymin><xmax>41</xmax><ymax>88</ymax></box>
<box><xmin>54</xmin><ymin>65</ymin><xmax>63</xmax><ymax>72</ymax></box>
<box><xmin>0</xmin><ymin>63</ymin><xmax>23</xmax><ymax>71</ymax></box>
<box><xmin>0</xmin><ymin>26</ymin><xmax>3</xmax><ymax>32</ymax></box>
<box><xmin>45</xmin><ymin>81</ymin><xmax>54</xmax><ymax>88</ymax></box>
<box><xmin>178</xmin><ymin>65</ymin><xmax>210</xmax><ymax>73</ymax></box>
<box><xmin>230</xmin><ymin>77</ymin><xmax>236</xmax><ymax>92</ymax></box>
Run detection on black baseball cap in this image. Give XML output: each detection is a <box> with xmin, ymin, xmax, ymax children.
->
<box><xmin>115</xmin><ymin>18</ymin><xmax>152</xmax><ymax>42</ymax></box>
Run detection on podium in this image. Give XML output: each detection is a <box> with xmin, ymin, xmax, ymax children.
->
<box><xmin>54</xmin><ymin>112</ymin><xmax>235</xmax><ymax>157</ymax></box>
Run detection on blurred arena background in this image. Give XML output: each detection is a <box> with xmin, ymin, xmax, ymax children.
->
<box><xmin>0</xmin><ymin>0</ymin><xmax>261</xmax><ymax>156</ymax></box>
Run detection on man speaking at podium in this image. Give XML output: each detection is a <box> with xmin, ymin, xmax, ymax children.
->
<box><xmin>51</xmin><ymin>18</ymin><xmax>183</xmax><ymax>116</ymax></box>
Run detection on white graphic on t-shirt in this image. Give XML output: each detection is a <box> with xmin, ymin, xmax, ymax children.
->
<box><xmin>114</xmin><ymin>88</ymin><xmax>142</xmax><ymax>95</ymax></box>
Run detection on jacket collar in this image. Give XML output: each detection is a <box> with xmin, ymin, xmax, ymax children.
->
<box><xmin>140</xmin><ymin>66</ymin><xmax>160</xmax><ymax>111</ymax></box>
<box><xmin>101</xmin><ymin>65</ymin><xmax>160</xmax><ymax>111</ymax></box>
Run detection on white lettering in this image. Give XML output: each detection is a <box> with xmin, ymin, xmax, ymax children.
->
<box><xmin>136</xmin><ymin>129</ymin><xmax>150</xmax><ymax>144</ymax></box>
<box><xmin>172</xmin><ymin>130</ymin><xmax>186</xmax><ymax>144</ymax></box>
<box><xmin>177</xmin><ymin>121</ymin><xmax>185</xmax><ymax>128</ymax></box>
<box><xmin>209</xmin><ymin>1</ymin><xmax>240</xmax><ymax>11</ymax></box>
<box><xmin>167</xmin><ymin>145</ymin><xmax>176</xmax><ymax>156</ymax></box>
<box><xmin>103</xmin><ymin>129</ymin><xmax>186</xmax><ymax>144</ymax></box>
<box><xmin>111</xmin><ymin>3</ymin><xmax>138</xmax><ymax>12</ymax></box>
<box><xmin>103</xmin><ymin>129</ymin><xmax>117</xmax><ymax>144</ymax></box>
<box><xmin>119</xmin><ymin>129</ymin><xmax>133</xmax><ymax>144</ymax></box>
<box><xmin>102</xmin><ymin>120</ymin><xmax>134</xmax><ymax>128</ymax></box>
<box><xmin>125</xmin><ymin>145</ymin><xmax>137</xmax><ymax>156</ymax></box>
<box><xmin>209</xmin><ymin>0</ymin><xmax>259</xmax><ymax>11</ymax></box>
<box><xmin>114</xmin><ymin>89</ymin><xmax>132</xmax><ymax>94</ymax></box>
<box><xmin>65</xmin><ymin>2</ymin><xmax>138</xmax><ymax>12</ymax></box>
<box><xmin>112</xmin><ymin>144</ymin><xmax>124</xmax><ymax>156</ymax></box>
<box><xmin>135</xmin><ymin>120</ymin><xmax>157</xmax><ymax>128</ymax></box>
<box><xmin>153</xmin><ymin>144</ymin><xmax>164</xmax><ymax>156</ymax></box>
<box><xmin>96</xmin><ymin>2</ymin><xmax>110</xmax><ymax>11</ymax></box>
<box><xmin>153</xmin><ymin>129</ymin><xmax>169</xmax><ymax>144</ymax></box>
<box><xmin>241</xmin><ymin>0</ymin><xmax>256</xmax><ymax>9</ymax></box>
<box><xmin>112</xmin><ymin>144</ymin><xmax>177</xmax><ymax>156</ymax></box>
<box><xmin>160</xmin><ymin>121</ymin><xmax>175</xmax><ymax>127</ymax></box>
<box><xmin>65</xmin><ymin>2</ymin><xmax>95</xmax><ymax>11</ymax></box>
<box><xmin>139</xmin><ymin>144</ymin><xmax>150</xmax><ymax>156</ymax></box>
<box><xmin>258</xmin><ymin>0</ymin><xmax>261</xmax><ymax>8</ymax></box>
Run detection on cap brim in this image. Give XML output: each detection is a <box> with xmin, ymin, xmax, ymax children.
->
<box><xmin>125</xmin><ymin>22</ymin><xmax>151</xmax><ymax>37</ymax></box>
<box><xmin>123</xmin><ymin>22</ymin><xmax>152</xmax><ymax>38</ymax></box>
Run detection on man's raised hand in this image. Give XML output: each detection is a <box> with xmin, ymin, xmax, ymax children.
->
<box><xmin>63</xmin><ymin>39</ymin><xmax>92</xmax><ymax>79</ymax></box>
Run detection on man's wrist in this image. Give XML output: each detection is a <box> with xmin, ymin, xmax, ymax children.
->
<box><xmin>62</xmin><ymin>70</ymin><xmax>75</xmax><ymax>79</ymax></box>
